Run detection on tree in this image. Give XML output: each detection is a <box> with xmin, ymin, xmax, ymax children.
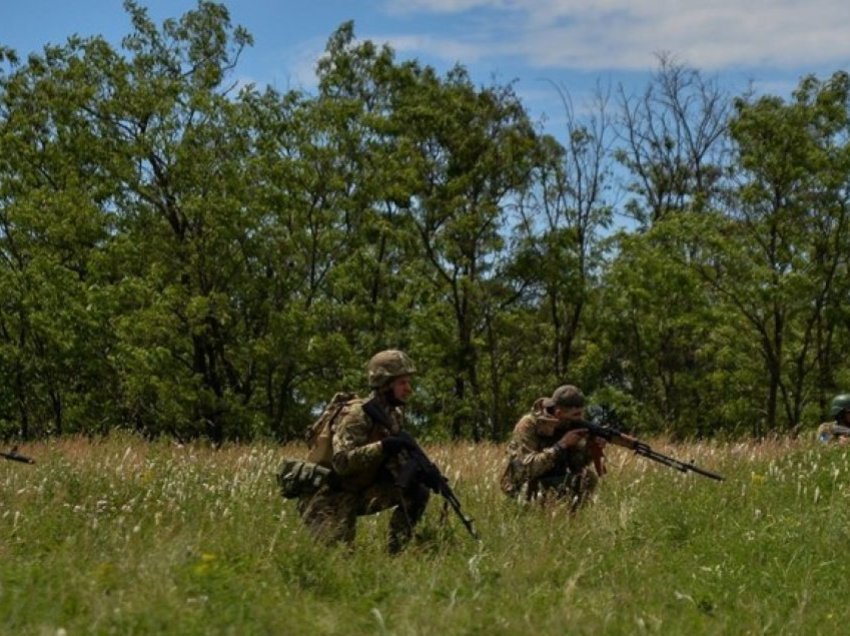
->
<box><xmin>615</xmin><ymin>54</ymin><xmax>729</xmax><ymax>227</ymax></box>
<box><xmin>693</xmin><ymin>72</ymin><xmax>850</xmax><ymax>434</ymax></box>
<box><xmin>395</xmin><ymin>65</ymin><xmax>541</xmax><ymax>439</ymax></box>
<box><xmin>82</xmin><ymin>1</ymin><xmax>267</xmax><ymax>441</ymax></box>
<box><xmin>514</xmin><ymin>82</ymin><xmax>614</xmax><ymax>380</ymax></box>
<box><xmin>0</xmin><ymin>38</ymin><xmax>122</xmax><ymax>438</ymax></box>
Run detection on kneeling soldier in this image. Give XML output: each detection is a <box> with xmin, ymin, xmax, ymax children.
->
<box><xmin>500</xmin><ymin>385</ymin><xmax>605</xmax><ymax>510</ymax></box>
<box><xmin>298</xmin><ymin>349</ymin><xmax>430</xmax><ymax>552</ymax></box>
<box><xmin>817</xmin><ymin>394</ymin><xmax>850</xmax><ymax>444</ymax></box>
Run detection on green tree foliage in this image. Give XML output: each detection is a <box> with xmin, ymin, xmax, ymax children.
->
<box><xmin>1</xmin><ymin>3</ymin><xmax>849</xmax><ymax>441</ymax></box>
<box><xmin>0</xmin><ymin>37</ymin><xmax>121</xmax><ymax>438</ymax></box>
<box><xmin>615</xmin><ymin>54</ymin><xmax>729</xmax><ymax>227</ymax></box>
<box><xmin>693</xmin><ymin>72</ymin><xmax>850</xmax><ymax>434</ymax></box>
<box><xmin>513</xmin><ymin>85</ymin><xmax>614</xmax><ymax>385</ymax></box>
<box><xmin>397</xmin><ymin>66</ymin><xmax>542</xmax><ymax>439</ymax></box>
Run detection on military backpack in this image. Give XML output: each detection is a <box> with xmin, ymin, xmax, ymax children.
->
<box><xmin>275</xmin><ymin>391</ymin><xmax>358</xmax><ymax>499</ymax></box>
<box><xmin>304</xmin><ymin>391</ymin><xmax>358</xmax><ymax>466</ymax></box>
<box><xmin>276</xmin><ymin>458</ymin><xmax>333</xmax><ymax>499</ymax></box>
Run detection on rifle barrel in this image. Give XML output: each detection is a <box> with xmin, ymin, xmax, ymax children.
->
<box><xmin>581</xmin><ymin>420</ymin><xmax>724</xmax><ymax>481</ymax></box>
<box><xmin>1</xmin><ymin>450</ymin><xmax>35</xmax><ymax>464</ymax></box>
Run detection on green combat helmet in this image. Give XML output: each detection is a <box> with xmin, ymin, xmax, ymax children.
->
<box><xmin>367</xmin><ymin>349</ymin><xmax>417</xmax><ymax>388</ymax></box>
<box><xmin>830</xmin><ymin>394</ymin><xmax>850</xmax><ymax>419</ymax></box>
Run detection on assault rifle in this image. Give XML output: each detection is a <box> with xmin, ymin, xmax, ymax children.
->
<box><xmin>579</xmin><ymin>406</ymin><xmax>724</xmax><ymax>481</ymax></box>
<box><xmin>1</xmin><ymin>446</ymin><xmax>35</xmax><ymax>464</ymax></box>
<box><xmin>362</xmin><ymin>400</ymin><xmax>479</xmax><ymax>540</ymax></box>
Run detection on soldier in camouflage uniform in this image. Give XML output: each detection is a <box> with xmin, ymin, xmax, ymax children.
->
<box><xmin>816</xmin><ymin>394</ymin><xmax>850</xmax><ymax>444</ymax></box>
<box><xmin>500</xmin><ymin>385</ymin><xmax>605</xmax><ymax>511</ymax></box>
<box><xmin>298</xmin><ymin>350</ymin><xmax>430</xmax><ymax>552</ymax></box>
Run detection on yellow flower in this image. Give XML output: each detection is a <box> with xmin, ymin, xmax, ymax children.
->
<box><xmin>193</xmin><ymin>563</ymin><xmax>210</xmax><ymax>576</ymax></box>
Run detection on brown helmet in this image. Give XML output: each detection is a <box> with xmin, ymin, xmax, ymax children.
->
<box><xmin>542</xmin><ymin>384</ymin><xmax>585</xmax><ymax>409</ymax></box>
<box><xmin>366</xmin><ymin>349</ymin><xmax>417</xmax><ymax>388</ymax></box>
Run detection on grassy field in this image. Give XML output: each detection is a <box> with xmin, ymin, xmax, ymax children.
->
<box><xmin>1</xmin><ymin>432</ymin><xmax>848</xmax><ymax>635</ymax></box>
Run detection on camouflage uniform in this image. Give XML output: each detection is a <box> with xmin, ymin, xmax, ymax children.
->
<box><xmin>816</xmin><ymin>421</ymin><xmax>850</xmax><ymax>443</ymax></box>
<box><xmin>500</xmin><ymin>398</ymin><xmax>598</xmax><ymax>510</ymax></box>
<box><xmin>298</xmin><ymin>391</ymin><xmax>429</xmax><ymax>552</ymax></box>
<box><xmin>815</xmin><ymin>420</ymin><xmax>838</xmax><ymax>442</ymax></box>
<box><xmin>816</xmin><ymin>394</ymin><xmax>850</xmax><ymax>443</ymax></box>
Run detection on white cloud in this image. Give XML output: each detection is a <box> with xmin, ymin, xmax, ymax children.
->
<box><xmin>383</xmin><ymin>0</ymin><xmax>510</xmax><ymax>14</ymax></box>
<box><xmin>379</xmin><ymin>0</ymin><xmax>850</xmax><ymax>71</ymax></box>
<box><xmin>268</xmin><ymin>37</ymin><xmax>327</xmax><ymax>93</ymax></box>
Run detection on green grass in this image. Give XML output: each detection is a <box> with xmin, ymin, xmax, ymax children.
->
<box><xmin>1</xmin><ymin>433</ymin><xmax>849</xmax><ymax>635</ymax></box>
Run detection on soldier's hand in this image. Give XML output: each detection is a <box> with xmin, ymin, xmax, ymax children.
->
<box><xmin>394</xmin><ymin>430</ymin><xmax>418</xmax><ymax>448</ymax></box>
<box><xmin>555</xmin><ymin>428</ymin><xmax>587</xmax><ymax>450</ymax></box>
<box><xmin>381</xmin><ymin>435</ymin><xmax>417</xmax><ymax>457</ymax></box>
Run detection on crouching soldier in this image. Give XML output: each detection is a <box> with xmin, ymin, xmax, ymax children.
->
<box><xmin>817</xmin><ymin>394</ymin><xmax>850</xmax><ymax>444</ymax></box>
<box><xmin>500</xmin><ymin>384</ymin><xmax>605</xmax><ymax>511</ymax></box>
<box><xmin>297</xmin><ymin>349</ymin><xmax>430</xmax><ymax>553</ymax></box>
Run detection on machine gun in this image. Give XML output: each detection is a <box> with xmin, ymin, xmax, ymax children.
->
<box><xmin>579</xmin><ymin>405</ymin><xmax>724</xmax><ymax>481</ymax></box>
<box><xmin>1</xmin><ymin>446</ymin><xmax>35</xmax><ymax>464</ymax></box>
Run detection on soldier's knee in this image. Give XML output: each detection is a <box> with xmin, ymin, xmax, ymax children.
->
<box><xmin>409</xmin><ymin>483</ymin><xmax>430</xmax><ymax>509</ymax></box>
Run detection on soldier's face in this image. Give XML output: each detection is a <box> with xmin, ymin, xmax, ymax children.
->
<box><xmin>555</xmin><ymin>406</ymin><xmax>584</xmax><ymax>424</ymax></box>
<box><xmin>389</xmin><ymin>375</ymin><xmax>413</xmax><ymax>404</ymax></box>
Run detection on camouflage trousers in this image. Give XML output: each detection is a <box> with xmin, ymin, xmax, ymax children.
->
<box><xmin>298</xmin><ymin>480</ymin><xmax>430</xmax><ymax>553</ymax></box>
<box><xmin>529</xmin><ymin>469</ymin><xmax>598</xmax><ymax>512</ymax></box>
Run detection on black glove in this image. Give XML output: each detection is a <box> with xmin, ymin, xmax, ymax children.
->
<box><xmin>394</xmin><ymin>430</ymin><xmax>418</xmax><ymax>447</ymax></box>
<box><xmin>381</xmin><ymin>433</ymin><xmax>418</xmax><ymax>457</ymax></box>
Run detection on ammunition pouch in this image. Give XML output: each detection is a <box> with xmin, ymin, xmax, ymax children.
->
<box><xmin>276</xmin><ymin>458</ymin><xmax>333</xmax><ymax>499</ymax></box>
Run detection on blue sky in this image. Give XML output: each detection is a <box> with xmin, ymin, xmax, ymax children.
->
<box><xmin>2</xmin><ymin>0</ymin><xmax>850</xmax><ymax>131</ymax></box>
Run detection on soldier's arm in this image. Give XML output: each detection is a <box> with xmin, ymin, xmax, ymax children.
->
<box><xmin>331</xmin><ymin>404</ymin><xmax>386</xmax><ymax>476</ymax></box>
<box><xmin>509</xmin><ymin>418</ymin><xmax>560</xmax><ymax>481</ymax></box>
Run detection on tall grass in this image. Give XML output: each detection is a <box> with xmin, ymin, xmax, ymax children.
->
<box><xmin>0</xmin><ymin>433</ymin><xmax>847</xmax><ymax>634</ymax></box>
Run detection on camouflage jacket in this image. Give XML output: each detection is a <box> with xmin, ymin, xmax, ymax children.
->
<box><xmin>500</xmin><ymin>398</ymin><xmax>592</xmax><ymax>496</ymax></box>
<box><xmin>816</xmin><ymin>420</ymin><xmax>850</xmax><ymax>443</ymax></box>
<box><xmin>331</xmin><ymin>391</ymin><xmax>404</xmax><ymax>491</ymax></box>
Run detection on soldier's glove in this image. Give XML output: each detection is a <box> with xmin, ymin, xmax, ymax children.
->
<box><xmin>381</xmin><ymin>434</ymin><xmax>418</xmax><ymax>457</ymax></box>
<box><xmin>395</xmin><ymin>430</ymin><xmax>418</xmax><ymax>447</ymax></box>
<box><xmin>555</xmin><ymin>428</ymin><xmax>587</xmax><ymax>452</ymax></box>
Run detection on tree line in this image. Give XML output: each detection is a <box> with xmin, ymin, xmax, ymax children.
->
<box><xmin>1</xmin><ymin>1</ymin><xmax>848</xmax><ymax>443</ymax></box>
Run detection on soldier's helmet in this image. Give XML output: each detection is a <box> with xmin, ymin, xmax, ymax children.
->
<box><xmin>367</xmin><ymin>349</ymin><xmax>417</xmax><ymax>388</ymax></box>
<box><xmin>542</xmin><ymin>384</ymin><xmax>585</xmax><ymax>409</ymax></box>
<box><xmin>830</xmin><ymin>394</ymin><xmax>850</xmax><ymax>418</ymax></box>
